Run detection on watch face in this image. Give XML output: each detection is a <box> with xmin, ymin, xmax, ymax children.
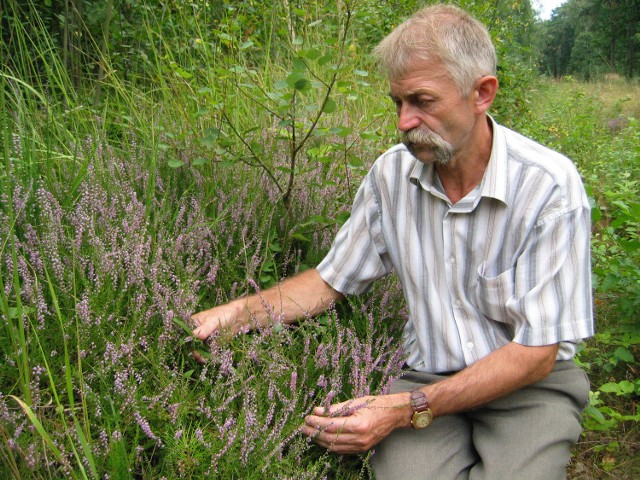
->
<box><xmin>412</xmin><ymin>410</ymin><xmax>433</xmax><ymax>429</ymax></box>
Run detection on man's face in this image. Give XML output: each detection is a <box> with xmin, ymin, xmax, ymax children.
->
<box><xmin>389</xmin><ymin>59</ymin><xmax>477</xmax><ymax>166</ymax></box>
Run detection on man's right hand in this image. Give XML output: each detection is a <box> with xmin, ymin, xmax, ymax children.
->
<box><xmin>190</xmin><ymin>269</ymin><xmax>342</xmax><ymax>342</ymax></box>
<box><xmin>191</xmin><ymin>301</ymin><xmax>245</xmax><ymax>340</ymax></box>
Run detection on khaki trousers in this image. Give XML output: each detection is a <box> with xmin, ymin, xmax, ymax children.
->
<box><xmin>370</xmin><ymin>361</ymin><xmax>590</xmax><ymax>480</ymax></box>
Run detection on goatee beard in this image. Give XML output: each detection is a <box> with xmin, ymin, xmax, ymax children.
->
<box><xmin>402</xmin><ymin>127</ymin><xmax>454</xmax><ymax>165</ymax></box>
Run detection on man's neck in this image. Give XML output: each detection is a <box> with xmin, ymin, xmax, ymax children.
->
<box><xmin>436</xmin><ymin>116</ymin><xmax>493</xmax><ymax>204</ymax></box>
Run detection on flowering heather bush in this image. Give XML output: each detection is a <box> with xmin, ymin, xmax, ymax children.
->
<box><xmin>0</xmin><ymin>128</ymin><xmax>407</xmax><ymax>478</ymax></box>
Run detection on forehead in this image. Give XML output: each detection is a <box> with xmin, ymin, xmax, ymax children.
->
<box><xmin>388</xmin><ymin>58</ymin><xmax>456</xmax><ymax>97</ymax></box>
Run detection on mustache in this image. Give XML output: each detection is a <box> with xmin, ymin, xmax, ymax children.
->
<box><xmin>402</xmin><ymin>127</ymin><xmax>454</xmax><ymax>165</ymax></box>
<box><xmin>402</xmin><ymin>127</ymin><xmax>449</xmax><ymax>148</ymax></box>
<box><xmin>402</xmin><ymin>127</ymin><xmax>445</xmax><ymax>147</ymax></box>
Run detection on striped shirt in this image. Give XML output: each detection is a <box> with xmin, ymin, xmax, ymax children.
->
<box><xmin>317</xmin><ymin>118</ymin><xmax>595</xmax><ymax>373</ymax></box>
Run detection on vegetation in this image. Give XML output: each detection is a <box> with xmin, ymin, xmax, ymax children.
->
<box><xmin>1</xmin><ymin>0</ymin><xmax>638</xmax><ymax>478</ymax></box>
<box><xmin>538</xmin><ymin>0</ymin><xmax>640</xmax><ymax>80</ymax></box>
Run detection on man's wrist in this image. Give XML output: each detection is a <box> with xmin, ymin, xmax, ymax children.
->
<box><xmin>409</xmin><ymin>389</ymin><xmax>433</xmax><ymax>429</ymax></box>
<box><xmin>397</xmin><ymin>391</ymin><xmax>414</xmax><ymax>428</ymax></box>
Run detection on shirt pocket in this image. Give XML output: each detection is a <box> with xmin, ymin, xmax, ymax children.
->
<box><xmin>471</xmin><ymin>262</ymin><xmax>515</xmax><ymax>324</ymax></box>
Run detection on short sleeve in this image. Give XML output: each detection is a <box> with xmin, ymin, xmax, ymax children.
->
<box><xmin>317</xmin><ymin>172</ymin><xmax>393</xmax><ymax>295</ymax></box>
<box><xmin>507</xmin><ymin>206</ymin><xmax>595</xmax><ymax>346</ymax></box>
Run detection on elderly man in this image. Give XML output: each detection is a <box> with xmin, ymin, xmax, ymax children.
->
<box><xmin>192</xmin><ymin>4</ymin><xmax>594</xmax><ymax>479</ymax></box>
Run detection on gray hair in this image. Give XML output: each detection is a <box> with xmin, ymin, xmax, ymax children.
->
<box><xmin>373</xmin><ymin>4</ymin><xmax>497</xmax><ymax>96</ymax></box>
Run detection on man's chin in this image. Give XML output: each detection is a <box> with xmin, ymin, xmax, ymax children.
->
<box><xmin>406</xmin><ymin>143</ymin><xmax>436</xmax><ymax>163</ymax></box>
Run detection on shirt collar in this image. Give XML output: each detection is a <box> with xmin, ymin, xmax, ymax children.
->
<box><xmin>408</xmin><ymin>116</ymin><xmax>509</xmax><ymax>206</ymax></box>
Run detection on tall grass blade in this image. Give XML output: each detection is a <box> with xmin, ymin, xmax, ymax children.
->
<box><xmin>9</xmin><ymin>396</ymin><xmax>66</xmax><ymax>469</ymax></box>
<box><xmin>42</xmin><ymin>264</ymin><xmax>98</xmax><ymax>479</ymax></box>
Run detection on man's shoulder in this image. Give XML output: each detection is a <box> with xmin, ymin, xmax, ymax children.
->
<box><xmin>369</xmin><ymin>143</ymin><xmax>419</xmax><ymax>179</ymax></box>
<box><xmin>496</xmin><ymin>123</ymin><xmax>589</xmax><ymax>210</ymax></box>
<box><xmin>499</xmin><ymin>124</ymin><xmax>577</xmax><ymax>176</ymax></box>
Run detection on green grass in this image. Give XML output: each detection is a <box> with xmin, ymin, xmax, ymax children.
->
<box><xmin>526</xmin><ymin>76</ymin><xmax>640</xmax><ymax>479</ymax></box>
<box><xmin>1</xmin><ymin>2</ymin><xmax>639</xmax><ymax>478</ymax></box>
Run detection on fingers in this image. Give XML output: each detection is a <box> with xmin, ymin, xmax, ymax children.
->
<box><xmin>190</xmin><ymin>310</ymin><xmax>227</xmax><ymax>340</ymax></box>
<box><xmin>312</xmin><ymin>401</ymin><xmax>351</xmax><ymax>418</ymax></box>
<box><xmin>191</xmin><ymin>319</ymin><xmax>216</xmax><ymax>340</ymax></box>
<box><xmin>305</xmin><ymin>412</ymin><xmax>352</xmax><ymax>434</ymax></box>
<box><xmin>301</xmin><ymin>413</ymin><xmax>373</xmax><ymax>454</ymax></box>
<box><xmin>301</xmin><ymin>396</ymin><xmax>391</xmax><ymax>453</ymax></box>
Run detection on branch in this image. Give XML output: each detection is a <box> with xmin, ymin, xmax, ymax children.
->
<box><xmin>220</xmin><ymin>110</ymin><xmax>284</xmax><ymax>194</ymax></box>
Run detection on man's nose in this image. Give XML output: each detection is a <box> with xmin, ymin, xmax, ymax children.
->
<box><xmin>397</xmin><ymin>104</ymin><xmax>421</xmax><ymax>132</ymax></box>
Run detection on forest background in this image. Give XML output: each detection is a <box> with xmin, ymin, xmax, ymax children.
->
<box><xmin>1</xmin><ymin>0</ymin><xmax>639</xmax><ymax>478</ymax></box>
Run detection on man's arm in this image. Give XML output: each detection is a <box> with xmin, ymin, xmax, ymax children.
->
<box><xmin>192</xmin><ymin>268</ymin><xmax>344</xmax><ymax>339</ymax></box>
<box><xmin>301</xmin><ymin>341</ymin><xmax>558</xmax><ymax>454</ymax></box>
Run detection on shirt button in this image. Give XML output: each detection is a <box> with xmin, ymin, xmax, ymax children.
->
<box><xmin>467</xmin><ymin>342</ymin><xmax>474</xmax><ymax>350</ymax></box>
<box><xmin>449</xmin><ymin>257</ymin><xmax>456</xmax><ymax>264</ymax></box>
<box><xmin>455</xmin><ymin>299</ymin><xmax>462</xmax><ymax>307</ymax></box>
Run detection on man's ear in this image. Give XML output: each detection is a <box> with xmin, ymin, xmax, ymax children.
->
<box><xmin>473</xmin><ymin>76</ymin><xmax>498</xmax><ymax>114</ymax></box>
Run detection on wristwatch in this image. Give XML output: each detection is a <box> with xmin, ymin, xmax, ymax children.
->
<box><xmin>410</xmin><ymin>390</ymin><xmax>433</xmax><ymax>429</ymax></box>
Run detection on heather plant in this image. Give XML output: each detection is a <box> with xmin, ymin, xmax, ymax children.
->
<box><xmin>1</xmin><ymin>118</ymin><xmax>407</xmax><ymax>477</ymax></box>
<box><xmin>1</xmin><ymin>5</ymin><xmax>409</xmax><ymax>474</ymax></box>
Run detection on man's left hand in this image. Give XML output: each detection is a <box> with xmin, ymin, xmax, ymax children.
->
<box><xmin>300</xmin><ymin>393</ymin><xmax>411</xmax><ymax>454</ymax></box>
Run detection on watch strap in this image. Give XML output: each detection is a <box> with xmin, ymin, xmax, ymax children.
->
<box><xmin>410</xmin><ymin>389</ymin><xmax>430</xmax><ymax>412</ymax></box>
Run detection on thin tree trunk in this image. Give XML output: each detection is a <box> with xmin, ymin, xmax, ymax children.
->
<box><xmin>94</xmin><ymin>0</ymin><xmax>114</xmax><ymax>105</ymax></box>
<box><xmin>63</xmin><ymin>0</ymin><xmax>70</xmax><ymax>76</ymax></box>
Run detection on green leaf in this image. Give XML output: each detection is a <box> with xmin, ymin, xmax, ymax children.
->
<box><xmin>168</xmin><ymin>160</ymin><xmax>185</xmax><ymax>168</ymax></box>
<box><xmin>200</xmin><ymin>137</ymin><xmax>217</xmax><ymax>148</ymax></box>
<box><xmin>360</xmin><ymin>132</ymin><xmax>379</xmax><ymax>141</ymax></box>
<box><xmin>172</xmin><ymin>316</ymin><xmax>194</xmax><ymax>335</ymax></box>
<box><xmin>174</xmin><ymin>68</ymin><xmax>192</xmax><ymax>79</ymax></box>
<box><xmin>330</xmin><ymin>126</ymin><xmax>352</xmax><ymax>137</ymax></box>
<box><xmin>599</xmin><ymin>382</ymin><xmax>618</xmax><ymax>393</ymax></box>
<box><xmin>619</xmin><ymin>239</ymin><xmax>640</xmax><ymax>253</ymax></box>
<box><xmin>7</xmin><ymin>306</ymin><xmax>34</xmax><ymax>318</ymax></box>
<box><xmin>600</xmin><ymin>380</ymin><xmax>635</xmax><ymax>395</ymax></box>
<box><xmin>348</xmin><ymin>155</ymin><xmax>364</xmax><ymax>167</ymax></box>
<box><xmin>318</xmin><ymin>53</ymin><xmax>333</xmax><ymax>66</ymax></box>
<box><xmin>293</xmin><ymin>57</ymin><xmax>307</xmax><ymax>72</ymax></box>
<box><xmin>301</xmin><ymin>48</ymin><xmax>322</xmax><ymax>61</ymax></box>
<box><xmin>289</xmin><ymin>233</ymin><xmax>311</xmax><ymax>242</ymax></box>
<box><xmin>583</xmin><ymin>404</ymin><xmax>607</xmax><ymax>423</ymax></box>
<box><xmin>335</xmin><ymin>211</ymin><xmax>351</xmax><ymax>226</ymax></box>
<box><xmin>286</xmin><ymin>72</ymin><xmax>310</xmax><ymax>91</ymax></box>
<box><xmin>269</xmin><ymin>242</ymin><xmax>283</xmax><ymax>253</ymax></box>
<box><xmin>613</xmin><ymin>346</ymin><xmax>634</xmax><ymax>363</ymax></box>
<box><xmin>323</xmin><ymin>98</ymin><xmax>337</xmax><ymax>114</ymax></box>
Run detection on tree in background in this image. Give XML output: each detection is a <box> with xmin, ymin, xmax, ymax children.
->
<box><xmin>538</xmin><ymin>0</ymin><xmax>640</xmax><ymax>79</ymax></box>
